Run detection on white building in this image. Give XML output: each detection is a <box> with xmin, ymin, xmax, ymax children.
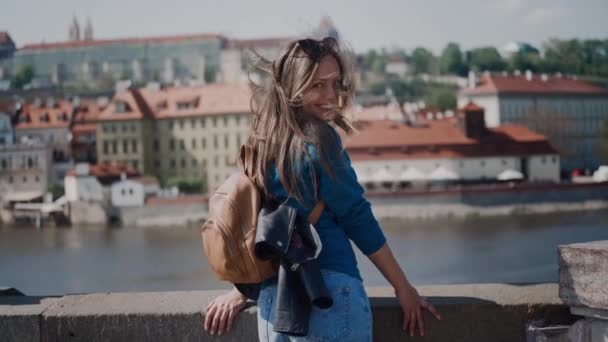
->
<box><xmin>342</xmin><ymin>102</ymin><xmax>560</xmax><ymax>190</ymax></box>
<box><xmin>458</xmin><ymin>71</ymin><xmax>608</xmax><ymax>172</ymax></box>
<box><xmin>64</xmin><ymin>163</ymin><xmax>104</xmax><ymax>202</ymax></box>
<box><xmin>0</xmin><ymin>142</ymin><xmax>51</xmax><ymax>202</ymax></box>
<box><xmin>111</xmin><ymin>175</ymin><xmax>144</xmax><ymax>207</ymax></box>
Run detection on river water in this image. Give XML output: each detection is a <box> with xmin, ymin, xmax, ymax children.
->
<box><xmin>1</xmin><ymin>210</ymin><xmax>607</xmax><ymax>296</ymax></box>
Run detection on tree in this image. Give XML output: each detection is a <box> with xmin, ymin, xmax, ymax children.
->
<box><xmin>425</xmin><ymin>88</ymin><xmax>457</xmax><ymax>111</ymax></box>
<box><xmin>510</xmin><ymin>51</ymin><xmax>541</xmax><ymax>72</ymax></box>
<box><xmin>439</xmin><ymin>43</ymin><xmax>467</xmax><ymax>76</ymax></box>
<box><xmin>204</xmin><ymin>65</ymin><xmax>217</xmax><ymax>83</ymax></box>
<box><xmin>467</xmin><ymin>47</ymin><xmax>507</xmax><ymax>71</ymax></box>
<box><xmin>410</xmin><ymin>47</ymin><xmax>435</xmax><ymax>75</ymax></box>
<box><xmin>10</xmin><ymin>65</ymin><xmax>34</xmax><ymax>89</ymax></box>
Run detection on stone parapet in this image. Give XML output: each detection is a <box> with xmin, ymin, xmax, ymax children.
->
<box><xmin>0</xmin><ymin>284</ymin><xmax>573</xmax><ymax>342</ymax></box>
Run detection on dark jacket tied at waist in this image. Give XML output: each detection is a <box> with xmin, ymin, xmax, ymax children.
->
<box><xmin>253</xmin><ymin>202</ymin><xmax>332</xmax><ymax>336</ymax></box>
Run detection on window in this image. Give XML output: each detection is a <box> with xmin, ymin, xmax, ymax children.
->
<box><xmin>201</xmin><ymin>118</ymin><xmax>206</xmax><ymax>128</ymax></box>
<box><xmin>169</xmin><ymin>120</ymin><xmax>174</xmax><ymax>130</ymax></box>
<box><xmin>224</xmin><ymin>135</ymin><xmax>229</xmax><ymax>149</ymax></box>
<box><xmin>213</xmin><ymin>117</ymin><xmax>217</xmax><ymax>127</ymax></box>
<box><xmin>213</xmin><ymin>135</ymin><xmax>218</xmax><ymax>149</ymax></box>
<box><xmin>480</xmin><ymin>160</ymin><xmax>485</xmax><ymax>167</ymax></box>
<box><xmin>121</xmin><ymin>189</ymin><xmax>126</xmax><ymax>195</ymax></box>
<box><xmin>8</xmin><ymin>175</ymin><xmax>13</xmax><ymax>183</ymax></box>
<box><xmin>181</xmin><ymin>159</ymin><xmax>186</xmax><ymax>168</ymax></box>
<box><xmin>541</xmin><ymin>157</ymin><xmax>546</xmax><ymax>164</ymax></box>
<box><xmin>154</xmin><ymin>160</ymin><xmax>160</xmax><ymax>168</ymax></box>
<box><xmin>170</xmin><ymin>159</ymin><xmax>176</xmax><ymax>168</ymax></box>
<box><xmin>502</xmin><ymin>159</ymin><xmax>507</xmax><ymax>165</ymax></box>
<box><xmin>191</xmin><ymin>118</ymin><xmax>196</xmax><ymax>129</ymax></box>
<box><xmin>133</xmin><ymin>160</ymin><xmax>139</xmax><ymax>169</ymax></box>
<box><xmin>111</xmin><ymin>124</ymin><xmax>116</xmax><ymax>133</ymax></box>
<box><xmin>1</xmin><ymin>159</ymin><xmax>6</xmax><ymax>170</ymax></box>
<box><xmin>202</xmin><ymin>159</ymin><xmax>207</xmax><ymax>167</ymax></box>
<box><xmin>179</xmin><ymin>139</ymin><xmax>185</xmax><ymax>150</ymax></box>
<box><xmin>237</xmin><ymin>134</ymin><xmax>242</xmax><ymax>147</ymax></box>
<box><xmin>223</xmin><ymin>116</ymin><xmax>228</xmax><ymax>126</ymax></box>
<box><xmin>123</xmin><ymin>140</ymin><xmax>129</xmax><ymax>153</ymax></box>
<box><xmin>192</xmin><ymin>159</ymin><xmax>198</xmax><ymax>166</ymax></box>
<box><xmin>35</xmin><ymin>175</ymin><xmax>39</xmax><ymax>182</ymax></box>
<box><xmin>23</xmin><ymin>176</ymin><xmax>27</xmax><ymax>182</ymax></box>
<box><xmin>132</xmin><ymin>140</ymin><xmax>137</xmax><ymax>153</ymax></box>
<box><xmin>551</xmin><ymin>156</ymin><xmax>557</xmax><ymax>164</ymax></box>
<box><xmin>153</xmin><ymin>139</ymin><xmax>159</xmax><ymax>152</ymax></box>
<box><xmin>236</xmin><ymin>117</ymin><xmax>241</xmax><ymax>126</ymax></box>
<box><xmin>179</xmin><ymin>120</ymin><xmax>184</xmax><ymax>129</ymax></box>
<box><xmin>103</xmin><ymin>141</ymin><xmax>109</xmax><ymax>154</ymax></box>
<box><xmin>112</xmin><ymin>141</ymin><xmax>118</xmax><ymax>154</ymax></box>
<box><xmin>202</xmin><ymin>138</ymin><xmax>207</xmax><ymax>149</ymax></box>
<box><xmin>214</xmin><ymin>156</ymin><xmax>218</xmax><ymax>166</ymax></box>
<box><xmin>27</xmin><ymin>157</ymin><xmax>33</xmax><ymax>169</ymax></box>
<box><xmin>122</xmin><ymin>123</ymin><xmax>128</xmax><ymax>132</ymax></box>
<box><xmin>131</xmin><ymin>123</ymin><xmax>136</xmax><ymax>132</ymax></box>
<box><xmin>129</xmin><ymin>188</ymin><xmax>133</xmax><ymax>195</ymax></box>
<box><xmin>169</xmin><ymin>139</ymin><xmax>175</xmax><ymax>151</ymax></box>
<box><xmin>192</xmin><ymin>138</ymin><xmax>197</xmax><ymax>149</ymax></box>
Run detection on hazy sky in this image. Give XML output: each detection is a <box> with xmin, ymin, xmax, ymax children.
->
<box><xmin>2</xmin><ymin>0</ymin><xmax>607</xmax><ymax>53</ymax></box>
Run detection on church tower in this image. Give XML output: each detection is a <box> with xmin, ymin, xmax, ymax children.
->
<box><xmin>68</xmin><ymin>15</ymin><xmax>81</xmax><ymax>41</ymax></box>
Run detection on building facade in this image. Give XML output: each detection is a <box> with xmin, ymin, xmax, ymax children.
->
<box><xmin>0</xmin><ymin>142</ymin><xmax>51</xmax><ymax>202</ymax></box>
<box><xmin>458</xmin><ymin>72</ymin><xmax>608</xmax><ymax>172</ymax></box>
<box><xmin>96</xmin><ymin>83</ymin><xmax>252</xmax><ymax>192</ymax></box>
<box><xmin>342</xmin><ymin>103</ymin><xmax>560</xmax><ymax>189</ymax></box>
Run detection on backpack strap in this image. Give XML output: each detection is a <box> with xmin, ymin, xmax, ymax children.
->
<box><xmin>307</xmin><ymin>201</ymin><xmax>325</xmax><ymax>225</ymax></box>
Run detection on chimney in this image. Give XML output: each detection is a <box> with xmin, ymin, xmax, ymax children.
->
<box><xmin>514</xmin><ymin>69</ymin><xmax>521</xmax><ymax>76</ymax></box>
<box><xmin>525</xmin><ymin>70</ymin><xmax>532</xmax><ymax>81</ymax></box>
<box><xmin>541</xmin><ymin>73</ymin><xmax>548</xmax><ymax>82</ymax></box>
<box><xmin>460</xmin><ymin>101</ymin><xmax>486</xmax><ymax>140</ymax></box>
<box><xmin>467</xmin><ymin>70</ymin><xmax>477</xmax><ymax>89</ymax></box>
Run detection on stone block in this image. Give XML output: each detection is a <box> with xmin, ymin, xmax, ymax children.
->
<box><xmin>0</xmin><ymin>296</ymin><xmax>59</xmax><ymax>342</ymax></box>
<box><xmin>559</xmin><ymin>240</ymin><xmax>608</xmax><ymax>309</ymax></box>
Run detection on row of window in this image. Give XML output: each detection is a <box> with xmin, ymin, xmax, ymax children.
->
<box><xmin>153</xmin><ymin>155</ymin><xmax>235</xmax><ymax>170</ymax></box>
<box><xmin>0</xmin><ymin>174</ymin><xmax>41</xmax><ymax>184</ymax></box>
<box><xmin>102</xmin><ymin>140</ymin><xmax>139</xmax><ymax>155</ymax></box>
<box><xmin>156</xmin><ymin>134</ymin><xmax>243</xmax><ymax>152</ymax></box>
<box><xmin>102</xmin><ymin>122</ymin><xmax>137</xmax><ymax>134</ymax></box>
<box><xmin>361</xmin><ymin>156</ymin><xmax>558</xmax><ymax>173</ymax></box>
<box><xmin>165</xmin><ymin>115</ymin><xmax>251</xmax><ymax>130</ymax></box>
<box><xmin>0</xmin><ymin>156</ymin><xmax>40</xmax><ymax>170</ymax></box>
<box><xmin>501</xmin><ymin>101</ymin><xmax>608</xmax><ymax>116</ymax></box>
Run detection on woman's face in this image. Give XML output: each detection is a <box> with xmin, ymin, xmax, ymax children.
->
<box><xmin>301</xmin><ymin>55</ymin><xmax>342</xmax><ymax>121</ymax></box>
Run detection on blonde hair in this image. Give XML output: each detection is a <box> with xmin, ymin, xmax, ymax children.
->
<box><xmin>243</xmin><ymin>37</ymin><xmax>356</xmax><ymax>205</ymax></box>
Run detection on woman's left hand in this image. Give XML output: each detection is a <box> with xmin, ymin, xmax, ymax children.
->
<box><xmin>395</xmin><ymin>284</ymin><xmax>441</xmax><ymax>337</ymax></box>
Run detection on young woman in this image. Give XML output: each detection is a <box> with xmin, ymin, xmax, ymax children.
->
<box><xmin>204</xmin><ymin>37</ymin><xmax>441</xmax><ymax>341</ymax></box>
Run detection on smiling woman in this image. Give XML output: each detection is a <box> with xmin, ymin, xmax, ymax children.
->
<box><xmin>203</xmin><ymin>37</ymin><xmax>441</xmax><ymax>341</ymax></box>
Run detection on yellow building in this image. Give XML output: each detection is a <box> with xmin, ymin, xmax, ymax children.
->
<box><xmin>97</xmin><ymin>83</ymin><xmax>252</xmax><ymax>192</ymax></box>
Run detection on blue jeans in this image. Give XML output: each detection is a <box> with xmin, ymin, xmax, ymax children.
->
<box><xmin>257</xmin><ymin>270</ymin><xmax>373</xmax><ymax>342</ymax></box>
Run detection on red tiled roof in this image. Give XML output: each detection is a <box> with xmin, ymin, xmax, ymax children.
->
<box><xmin>14</xmin><ymin>100</ymin><xmax>73</xmax><ymax>129</ymax></box>
<box><xmin>66</xmin><ymin>162</ymin><xmax>140</xmax><ymax>179</ymax></box>
<box><xmin>0</xmin><ymin>32</ymin><xmax>15</xmax><ymax>46</ymax></box>
<box><xmin>20</xmin><ymin>33</ymin><xmax>223</xmax><ymax>51</ymax></box>
<box><xmin>228</xmin><ymin>37</ymin><xmax>291</xmax><ymax>49</ymax></box>
<box><xmin>460</xmin><ymin>73</ymin><xmax>608</xmax><ymax>96</ymax></box>
<box><xmin>98</xmin><ymin>83</ymin><xmax>252</xmax><ymax>121</ymax></box>
<box><xmin>341</xmin><ymin>118</ymin><xmax>557</xmax><ymax>160</ymax></box>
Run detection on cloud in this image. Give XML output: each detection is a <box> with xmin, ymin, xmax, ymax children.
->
<box><xmin>488</xmin><ymin>0</ymin><xmax>528</xmax><ymax>13</ymax></box>
<box><xmin>524</xmin><ymin>7</ymin><xmax>567</xmax><ymax>25</ymax></box>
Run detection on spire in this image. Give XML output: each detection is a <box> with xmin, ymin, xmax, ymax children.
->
<box><xmin>84</xmin><ymin>17</ymin><xmax>94</xmax><ymax>40</ymax></box>
<box><xmin>68</xmin><ymin>14</ymin><xmax>81</xmax><ymax>41</ymax></box>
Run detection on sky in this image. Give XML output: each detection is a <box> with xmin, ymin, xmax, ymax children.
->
<box><xmin>1</xmin><ymin>0</ymin><xmax>607</xmax><ymax>54</ymax></box>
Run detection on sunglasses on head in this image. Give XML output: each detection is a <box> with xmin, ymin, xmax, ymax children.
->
<box><xmin>296</xmin><ymin>37</ymin><xmax>338</xmax><ymax>62</ymax></box>
<box><xmin>276</xmin><ymin>37</ymin><xmax>339</xmax><ymax>80</ymax></box>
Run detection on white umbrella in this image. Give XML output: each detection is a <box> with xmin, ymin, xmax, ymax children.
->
<box><xmin>399</xmin><ymin>167</ymin><xmax>426</xmax><ymax>182</ymax></box>
<box><xmin>592</xmin><ymin>166</ymin><xmax>608</xmax><ymax>182</ymax></box>
<box><xmin>497</xmin><ymin>169</ymin><xmax>524</xmax><ymax>181</ymax></box>
<box><xmin>427</xmin><ymin>166</ymin><xmax>460</xmax><ymax>181</ymax></box>
<box><xmin>371</xmin><ymin>168</ymin><xmax>395</xmax><ymax>183</ymax></box>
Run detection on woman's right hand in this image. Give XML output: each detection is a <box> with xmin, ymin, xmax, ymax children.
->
<box><xmin>204</xmin><ymin>288</ymin><xmax>248</xmax><ymax>336</ymax></box>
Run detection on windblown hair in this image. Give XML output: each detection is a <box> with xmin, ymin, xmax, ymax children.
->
<box><xmin>242</xmin><ymin>37</ymin><xmax>357</xmax><ymax>206</ymax></box>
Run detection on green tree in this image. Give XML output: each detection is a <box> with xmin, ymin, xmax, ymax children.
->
<box><xmin>510</xmin><ymin>51</ymin><xmax>541</xmax><ymax>72</ymax></box>
<box><xmin>167</xmin><ymin>176</ymin><xmax>207</xmax><ymax>194</ymax></box>
<box><xmin>467</xmin><ymin>47</ymin><xmax>507</xmax><ymax>71</ymax></box>
<box><xmin>425</xmin><ymin>88</ymin><xmax>457</xmax><ymax>111</ymax></box>
<box><xmin>410</xmin><ymin>47</ymin><xmax>435</xmax><ymax>74</ymax></box>
<box><xmin>10</xmin><ymin>65</ymin><xmax>34</xmax><ymax>89</ymax></box>
<box><xmin>439</xmin><ymin>43</ymin><xmax>467</xmax><ymax>76</ymax></box>
<box><xmin>204</xmin><ymin>65</ymin><xmax>217</xmax><ymax>83</ymax></box>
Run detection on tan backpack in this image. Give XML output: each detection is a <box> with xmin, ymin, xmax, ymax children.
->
<box><xmin>201</xmin><ymin>145</ymin><xmax>324</xmax><ymax>284</ymax></box>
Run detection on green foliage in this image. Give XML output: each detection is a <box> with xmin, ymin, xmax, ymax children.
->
<box><xmin>204</xmin><ymin>65</ymin><xmax>217</xmax><ymax>83</ymax></box>
<box><xmin>167</xmin><ymin>176</ymin><xmax>207</xmax><ymax>194</ymax></box>
<box><xmin>48</xmin><ymin>184</ymin><xmax>65</xmax><ymax>200</ymax></box>
<box><xmin>509</xmin><ymin>51</ymin><xmax>541</xmax><ymax>72</ymax></box>
<box><xmin>410</xmin><ymin>47</ymin><xmax>435</xmax><ymax>74</ymax></box>
<box><xmin>439</xmin><ymin>43</ymin><xmax>468</xmax><ymax>76</ymax></box>
<box><xmin>424</xmin><ymin>88</ymin><xmax>457</xmax><ymax>111</ymax></box>
<box><xmin>10</xmin><ymin>65</ymin><xmax>34</xmax><ymax>89</ymax></box>
<box><xmin>467</xmin><ymin>47</ymin><xmax>507</xmax><ymax>71</ymax></box>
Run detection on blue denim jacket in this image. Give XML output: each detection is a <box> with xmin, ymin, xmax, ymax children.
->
<box><xmin>266</xmin><ymin>124</ymin><xmax>386</xmax><ymax>280</ymax></box>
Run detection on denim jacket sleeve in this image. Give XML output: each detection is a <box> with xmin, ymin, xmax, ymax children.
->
<box><xmin>306</xmin><ymin>128</ymin><xmax>387</xmax><ymax>256</ymax></box>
